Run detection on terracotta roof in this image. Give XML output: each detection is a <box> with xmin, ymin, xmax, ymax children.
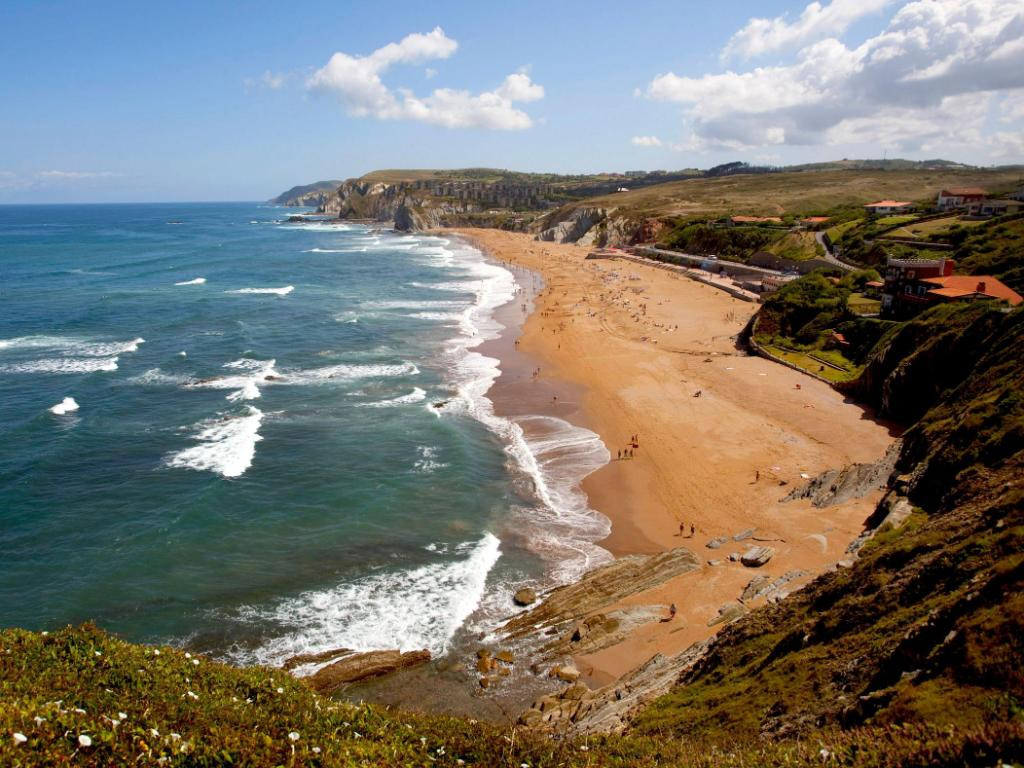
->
<box><xmin>865</xmin><ymin>280</ymin><xmax>885</xmax><ymax>288</ymax></box>
<box><xmin>940</xmin><ymin>187</ymin><xmax>986</xmax><ymax>196</ymax></box>
<box><xmin>802</xmin><ymin>216</ymin><xmax>831</xmax><ymax>223</ymax></box>
<box><xmin>921</xmin><ymin>275</ymin><xmax>1023</xmax><ymax>306</ymax></box>
<box><xmin>866</xmin><ymin>200</ymin><xmax>913</xmax><ymax>207</ymax></box>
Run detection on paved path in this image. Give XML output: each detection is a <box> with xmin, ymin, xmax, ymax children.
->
<box><xmin>815</xmin><ymin>231</ymin><xmax>857</xmax><ymax>272</ymax></box>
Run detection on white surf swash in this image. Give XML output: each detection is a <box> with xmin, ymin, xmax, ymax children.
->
<box><xmin>49</xmin><ymin>397</ymin><xmax>80</xmax><ymax>415</ymax></box>
<box><xmin>174</xmin><ymin>277</ymin><xmax>206</xmax><ymax>286</ymax></box>
<box><xmin>226</xmin><ymin>286</ymin><xmax>294</xmax><ymax>296</ymax></box>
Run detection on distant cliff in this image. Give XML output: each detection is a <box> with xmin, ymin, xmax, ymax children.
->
<box><xmin>270</xmin><ymin>180</ymin><xmax>343</xmax><ymax>207</ymax></box>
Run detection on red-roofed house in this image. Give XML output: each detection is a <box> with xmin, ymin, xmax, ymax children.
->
<box><xmin>920</xmin><ymin>275</ymin><xmax>1022</xmax><ymax>307</ymax></box>
<box><xmin>937</xmin><ymin>187</ymin><xmax>986</xmax><ymax>211</ymax></box>
<box><xmin>881</xmin><ymin>255</ymin><xmax>1022</xmax><ymax>316</ymax></box>
<box><xmin>865</xmin><ymin>200</ymin><xmax>914</xmax><ymax>215</ymax></box>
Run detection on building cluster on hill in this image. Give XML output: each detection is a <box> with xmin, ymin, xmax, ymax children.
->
<box><xmin>880</xmin><ymin>256</ymin><xmax>1022</xmax><ymax>317</ymax></box>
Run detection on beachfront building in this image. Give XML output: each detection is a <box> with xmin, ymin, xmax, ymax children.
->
<box><xmin>865</xmin><ymin>200</ymin><xmax>914</xmax><ymax>215</ymax></box>
<box><xmin>761</xmin><ymin>273</ymin><xmax>799</xmax><ymax>293</ymax></box>
<box><xmin>881</xmin><ymin>255</ymin><xmax>1022</xmax><ymax>316</ymax></box>
<box><xmin>937</xmin><ymin>187</ymin><xmax>986</xmax><ymax>211</ymax></box>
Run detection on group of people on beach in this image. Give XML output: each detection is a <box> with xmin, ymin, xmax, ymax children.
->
<box><xmin>616</xmin><ymin>433</ymin><xmax>639</xmax><ymax>461</ymax></box>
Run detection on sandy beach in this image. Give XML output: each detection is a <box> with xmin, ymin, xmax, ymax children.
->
<box><xmin>449</xmin><ymin>229</ymin><xmax>897</xmax><ymax>685</ymax></box>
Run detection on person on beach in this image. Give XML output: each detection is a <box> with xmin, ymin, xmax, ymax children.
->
<box><xmin>755</xmin><ymin>470</ymin><xmax>760</xmax><ymax>482</ymax></box>
<box><xmin>679</xmin><ymin>522</ymin><xmax>685</xmax><ymax>536</ymax></box>
<box><xmin>618</xmin><ymin>449</ymin><xmax>622</xmax><ymax>460</ymax></box>
<box><xmin>669</xmin><ymin>603</ymin><xmax>677</xmax><ymax>620</ymax></box>
<box><xmin>690</xmin><ymin>524</ymin><xmax>695</xmax><ymax>538</ymax></box>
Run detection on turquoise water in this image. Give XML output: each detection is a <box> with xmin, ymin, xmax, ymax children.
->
<box><xmin>0</xmin><ymin>203</ymin><xmax>609</xmax><ymax>666</ymax></box>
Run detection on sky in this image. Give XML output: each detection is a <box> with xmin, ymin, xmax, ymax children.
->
<box><xmin>1</xmin><ymin>0</ymin><xmax>1022</xmax><ymax>203</ymax></box>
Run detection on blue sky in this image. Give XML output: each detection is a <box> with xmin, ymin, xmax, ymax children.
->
<box><xmin>2</xmin><ymin>0</ymin><xmax>1022</xmax><ymax>202</ymax></box>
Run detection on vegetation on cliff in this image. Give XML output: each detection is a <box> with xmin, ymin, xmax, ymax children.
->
<box><xmin>3</xmin><ymin>623</ymin><xmax>1022</xmax><ymax>766</ymax></box>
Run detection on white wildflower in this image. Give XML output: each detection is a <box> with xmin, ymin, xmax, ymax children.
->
<box><xmin>170</xmin><ymin>733</ymin><xmax>181</xmax><ymax>741</ymax></box>
<box><xmin>13</xmin><ymin>732</ymin><xmax>27</xmax><ymax>744</ymax></box>
<box><xmin>191</xmin><ymin>658</ymin><xmax>199</xmax><ymax>666</ymax></box>
<box><xmin>354</xmin><ymin>731</ymin><xmax>362</xmax><ymax>739</ymax></box>
<box><xmin>74</xmin><ymin>708</ymin><xmax>86</xmax><ymax>714</ymax></box>
<box><xmin>288</xmin><ymin>731</ymin><xmax>300</xmax><ymax>741</ymax></box>
<box><xmin>41</xmin><ymin>631</ymin><xmax>48</xmax><ymax>636</ymax></box>
<box><xmin>94</xmin><ymin>650</ymin><xmax>101</xmax><ymax>656</ymax></box>
<box><xmin>33</xmin><ymin>716</ymin><xmax>45</xmax><ymax>725</ymax></box>
<box><xmin>276</xmin><ymin>686</ymin><xmax>284</xmax><ymax>694</ymax></box>
<box><xmin>420</xmin><ymin>737</ymin><xmax>427</xmax><ymax>746</ymax></box>
<box><xmin>186</xmin><ymin>691</ymin><xmax>199</xmax><ymax>700</ymax></box>
<box><xmin>580</xmin><ymin>745</ymin><xmax>589</xmax><ymax>751</ymax></box>
<box><xmin>150</xmin><ymin>728</ymin><xmax>159</xmax><ymax>738</ymax></box>
<box><xmin>185</xmin><ymin>653</ymin><xmax>192</xmax><ymax>659</ymax></box>
<box><xmin>118</xmin><ymin>712</ymin><xmax>127</xmax><ymax>720</ymax></box>
<box><xmin>153</xmin><ymin>649</ymin><xmax>160</xmax><ymax>656</ymax></box>
<box><xmin>312</xmin><ymin>746</ymin><xmax>321</xmax><ymax>754</ymax></box>
<box><xmin>78</xmin><ymin>734</ymin><xmax>92</xmax><ymax>747</ymax></box>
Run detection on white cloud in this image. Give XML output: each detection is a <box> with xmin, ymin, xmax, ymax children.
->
<box><xmin>424</xmin><ymin>67</ymin><xmax>438</xmax><ymax>79</ymax></box>
<box><xmin>307</xmin><ymin>27</ymin><xmax>543</xmax><ymax>130</ymax></box>
<box><xmin>631</xmin><ymin>135</ymin><xmax>663</xmax><ymax>147</ymax></box>
<box><xmin>642</xmin><ymin>0</ymin><xmax>1024</xmax><ymax>156</ymax></box>
<box><xmin>724</xmin><ymin>0</ymin><xmax>893</xmax><ymax>60</ymax></box>
<box><xmin>245</xmin><ymin>70</ymin><xmax>288</xmax><ymax>91</ymax></box>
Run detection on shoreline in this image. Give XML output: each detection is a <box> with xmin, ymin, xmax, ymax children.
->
<box><xmin>445</xmin><ymin>229</ymin><xmax>897</xmax><ymax>685</ymax></box>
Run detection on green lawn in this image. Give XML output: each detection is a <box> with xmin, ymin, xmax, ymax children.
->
<box><xmin>761</xmin><ymin>343</ymin><xmax>860</xmax><ymax>383</ymax></box>
<box><xmin>824</xmin><ymin>218</ymin><xmax>860</xmax><ymax>242</ymax></box>
<box><xmin>848</xmin><ymin>293</ymin><xmax>882</xmax><ymax>315</ymax></box>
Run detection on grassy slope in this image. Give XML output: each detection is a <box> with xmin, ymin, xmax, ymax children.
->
<box><xmin>3</xmin><ymin>624</ymin><xmax>1022</xmax><ymax>767</ymax></box>
<box><xmin>585</xmin><ymin>169</ymin><xmax>1023</xmax><ymax>220</ymax></box>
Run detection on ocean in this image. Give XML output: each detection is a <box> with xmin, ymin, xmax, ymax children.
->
<box><xmin>0</xmin><ymin>202</ymin><xmax>609</xmax><ymax>668</ymax></box>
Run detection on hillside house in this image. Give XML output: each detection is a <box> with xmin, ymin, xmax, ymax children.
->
<box><xmin>918</xmin><ymin>275</ymin><xmax>1022</xmax><ymax>307</ymax></box>
<box><xmin>881</xmin><ymin>256</ymin><xmax>955</xmax><ymax>315</ymax></box>
<box><xmin>881</xmin><ymin>256</ymin><xmax>1022</xmax><ymax>315</ymax></box>
<box><xmin>965</xmin><ymin>199</ymin><xmax>1024</xmax><ymax>217</ymax></box>
<box><xmin>865</xmin><ymin>200</ymin><xmax>914</xmax><ymax>215</ymax></box>
<box><xmin>937</xmin><ymin>187</ymin><xmax>986</xmax><ymax>211</ymax></box>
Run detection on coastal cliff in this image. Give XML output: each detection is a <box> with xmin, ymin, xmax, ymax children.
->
<box><xmin>270</xmin><ymin>180</ymin><xmax>343</xmax><ymax>208</ymax></box>
<box><xmin>319</xmin><ymin>179</ymin><xmax>486</xmax><ymax>231</ymax></box>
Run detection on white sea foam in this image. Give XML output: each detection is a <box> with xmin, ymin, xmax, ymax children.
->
<box><xmin>278</xmin><ymin>222</ymin><xmax>352</xmax><ymax>232</ymax></box>
<box><xmin>280</xmin><ymin>361</ymin><xmax>418</xmax><ymax>385</ymax></box>
<box><xmin>407</xmin><ymin>311</ymin><xmax>464</xmax><ymax>322</ymax></box>
<box><xmin>361</xmin><ymin>299</ymin><xmax>464</xmax><ymax>310</ymax></box>
<box><xmin>413</xmin><ymin>445</ymin><xmax>448</xmax><ymax>474</ymax></box>
<box><xmin>226</xmin><ymin>286</ymin><xmax>294</xmax><ymax>296</ymax></box>
<box><xmin>408</xmin><ymin>280</ymin><xmax>477</xmax><ymax>293</ymax></box>
<box><xmin>356</xmin><ymin>387</ymin><xmax>427</xmax><ymax>408</ymax></box>
<box><xmin>49</xmin><ymin>397</ymin><xmax>80</xmax><ymax>415</ymax></box>
<box><xmin>164</xmin><ymin>406</ymin><xmax>264</xmax><ymax>478</ymax></box>
<box><xmin>185</xmin><ymin>358</ymin><xmax>280</xmax><ymax>402</ymax></box>
<box><xmin>0</xmin><ymin>357</ymin><xmax>120</xmax><ymax>374</ymax></box>
<box><xmin>431</xmin><ymin>241</ymin><xmax>613</xmax><ymax>582</ymax></box>
<box><xmin>0</xmin><ymin>335</ymin><xmax>144</xmax><ymax>356</ymax></box>
<box><xmin>227</xmin><ymin>533</ymin><xmax>501</xmax><ymax>668</ymax></box>
<box><xmin>303</xmin><ymin>248</ymin><xmax>348</xmax><ymax>253</ymax></box>
<box><xmin>175</xmin><ymin>277</ymin><xmax>206</xmax><ymax>286</ymax></box>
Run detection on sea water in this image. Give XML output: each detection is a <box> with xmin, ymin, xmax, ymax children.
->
<box><xmin>0</xmin><ymin>202</ymin><xmax>609</xmax><ymax>667</ymax></box>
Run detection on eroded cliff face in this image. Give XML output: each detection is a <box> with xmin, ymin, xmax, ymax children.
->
<box><xmin>320</xmin><ymin>180</ymin><xmax>490</xmax><ymax>231</ymax></box>
<box><xmin>535</xmin><ymin>206</ymin><xmax>644</xmax><ymax>246</ymax></box>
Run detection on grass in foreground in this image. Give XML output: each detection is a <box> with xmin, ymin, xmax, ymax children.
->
<box><xmin>4</xmin><ymin>624</ymin><xmax>1024</xmax><ymax>766</ymax></box>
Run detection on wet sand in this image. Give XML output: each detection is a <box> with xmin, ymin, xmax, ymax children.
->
<box><xmin>448</xmin><ymin>229</ymin><xmax>897</xmax><ymax>685</ymax></box>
